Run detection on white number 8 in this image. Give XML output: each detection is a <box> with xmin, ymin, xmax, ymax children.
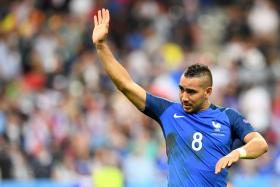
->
<box><xmin>192</xmin><ymin>132</ymin><xmax>203</xmax><ymax>151</ymax></box>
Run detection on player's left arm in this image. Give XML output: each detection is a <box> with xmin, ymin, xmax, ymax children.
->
<box><xmin>215</xmin><ymin>131</ymin><xmax>268</xmax><ymax>174</ymax></box>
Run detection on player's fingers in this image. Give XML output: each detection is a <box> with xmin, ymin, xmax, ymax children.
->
<box><xmin>94</xmin><ymin>15</ymin><xmax>98</xmax><ymax>26</ymax></box>
<box><xmin>221</xmin><ymin>159</ymin><xmax>229</xmax><ymax>169</ymax></box>
<box><xmin>98</xmin><ymin>10</ymin><xmax>102</xmax><ymax>24</ymax></box>
<box><xmin>105</xmin><ymin>9</ymin><xmax>110</xmax><ymax>24</ymax></box>
<box><xmin>101</xmin><ymin>8</ymin><xmax>106</xmax><ymax>23</ymax></box>
<box><xmin>215</xmin><ymin>160</ymin><xmax>223</xmax><ymax>174</ymax></box>
<box><xmin>215</xmin><ymin>165</ymin><xmax>221</xmax><ymax>174</ymax></box>
<box><xmin>227</xmin><ymin>159</ymin><xmax>233</xmax><ymax>167</ymax></box>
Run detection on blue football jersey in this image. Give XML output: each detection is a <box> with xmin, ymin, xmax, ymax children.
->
<box><xmin>142</xmin><ymin>93</ymin><xmax>254</xmax><ymax>187</ymax></box>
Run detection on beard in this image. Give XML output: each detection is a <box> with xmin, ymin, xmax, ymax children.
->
<box><xmin>182</xmin><ymin>99</ymin><xmax>205</xmax><ymax>113</ymax></box>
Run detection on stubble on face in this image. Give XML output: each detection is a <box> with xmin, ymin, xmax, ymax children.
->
<box><xmin>179</xmin><ymin>75</ymin><xmax>212</xmax><ymax>113</ymax></box>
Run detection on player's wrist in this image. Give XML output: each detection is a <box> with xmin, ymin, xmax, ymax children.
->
<box><xmin>225</xmin><ymin>149</ymin><xmax>239</xmax><ymax>160</ymax></box>
<box><xmin>236</xmin><ymin>147</ymin><xmax>247</xmax><ymax>158</ymax></box>
<box><xmin>95</xmin><ymin>41</ymin><xmax>106</xmax><ymax>49</ymax></box>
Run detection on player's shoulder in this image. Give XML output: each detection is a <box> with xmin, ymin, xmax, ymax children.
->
<box><xmin>211</xmin><ymin>104</ymin><xmax>239</xmax><ymax>114</ymax></box>
<box><xmin>144</xmin><ymin>92</ymin><xmax>178</xmax><ymax>117</ymax></box>
<box><xmin>210</xmin><ymin>104</ymin><xmax>243</xmax><ymax>119</ymax></box>
<box><xmin>146</xmin><ymin>92</ymin><xmax>176</xmax><ymax>107</ymax></box>
<box><xmin>214</xmin><ymin>105</ymin><xmax>245</xmax><ymax>123</ymax></box>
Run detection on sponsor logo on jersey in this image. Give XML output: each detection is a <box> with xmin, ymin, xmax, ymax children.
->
<box><xmin>173</xmin><ymin>113</ymin><xmax>185</xmax><ymax>119</ymax></box>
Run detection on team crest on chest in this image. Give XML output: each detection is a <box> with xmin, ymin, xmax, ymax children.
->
<box><xmin>212</xmin><ymin>121</ymin><xmax>221</xmax><ymax>132</ymax></box>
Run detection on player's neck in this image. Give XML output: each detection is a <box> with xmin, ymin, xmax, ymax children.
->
<box><xmin>199</xmin><ymin>100</ymin><xmax>211</xmax><ymax>112</ymax></box>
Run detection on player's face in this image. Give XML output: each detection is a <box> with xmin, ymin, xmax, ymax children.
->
<box><xmin>179</xmin><ymin>75</ymin><xmax>212</xmax><ymax>113</ymax></box>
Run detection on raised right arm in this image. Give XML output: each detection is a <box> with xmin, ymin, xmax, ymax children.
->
<box><xmin>92</xmin><ymin>9</ymin><xmax>146</xmax><ymax>110</ymax></box>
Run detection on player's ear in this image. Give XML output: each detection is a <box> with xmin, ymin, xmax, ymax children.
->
<box><xmin>205</xmin><ymin>87</ymin><xmax>212</xmax><ymax>97</ymax></box>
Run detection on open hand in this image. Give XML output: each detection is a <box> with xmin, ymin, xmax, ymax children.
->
<box><xmin>215</xmin><ymin>150</ymin><xmax>240</xmax><ymax>174</ymax></box>
<box><xmin>92</xmin><ymin>9</ymin><xmax>110</xmax><ymax>45</ymax></box>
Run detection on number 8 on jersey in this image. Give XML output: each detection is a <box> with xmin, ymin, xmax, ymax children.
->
<box><xmin>192</xmin><ymin>132</ymin><xmax>203</xmax><ymax>151</ymax></box>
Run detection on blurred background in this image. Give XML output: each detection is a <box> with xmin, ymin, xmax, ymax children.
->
<box><xmin>0</xmin><ymin>0</ymin><xmax>280</xmax><ymax>187</ymax></box>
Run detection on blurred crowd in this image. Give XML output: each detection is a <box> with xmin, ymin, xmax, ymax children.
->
<box><xmin>0</xmin><ymin>0</ymin><xmax>280</xmax><ymax>186</ymax></box>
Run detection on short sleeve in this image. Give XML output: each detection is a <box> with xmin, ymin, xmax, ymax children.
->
<box><xmin>225</xmin><ymin>108</ymin><xmax>255</xmax><ymax>142</ymax></box>
<box><xmin>141</xmin><ymin>92</ymin><xmax>173</xmax><ymax>124</ymax></box>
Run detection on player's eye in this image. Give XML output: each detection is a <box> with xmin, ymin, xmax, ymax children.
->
<box><xmin>179</xmin><ymin>86</ymin><xmax>184</xmax><ymax>93</ymax></box>
<box><xmin>186</xmin><ymin>89</ymin><xmax>197</xmax><ymax>94</ymax></box>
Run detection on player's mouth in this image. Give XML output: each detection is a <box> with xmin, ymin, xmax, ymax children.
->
<box><xmin>183</xmin><ymin>103</ymin><xmax>192</xmax><ymax>110</ymax></box>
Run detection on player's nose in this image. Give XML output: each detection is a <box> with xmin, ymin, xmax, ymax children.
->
<box><xmin>181</xmin><ymin>92</ymin><xmax>189</xmax><ymax>102</ymax></box>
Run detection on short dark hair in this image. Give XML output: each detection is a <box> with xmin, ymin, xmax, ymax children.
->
<box><xmin>184</xmin><ymin>63</ymin><xmax>213</xmax><ymax>86</ymax></box>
